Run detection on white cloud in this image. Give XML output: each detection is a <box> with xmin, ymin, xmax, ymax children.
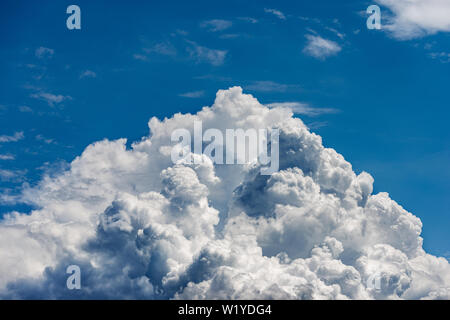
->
<box><xmin>179</xmin><ymin>91</ymin><xmax>205</xmax><ymax>98</ymax></box>
<box><xmin>35</xmin><ymin>47</ymin><xmax>54</xmax><ymax>59</ymax></box>
<box><xmin>0</xmin><ymin>131</ymin><xmax>24</xmax><ymax>143</ymax></box>
<box><xmin>133</xmin><ymin>54</ymin><xmax>148</xmax><ymax>61</ymax></box>
<box><xmin>306</xmin><ymin>121</ymin><xmax>329</xmax><ymax>129</ymax></box>
<box><xmin>0</xmin><ymin>169</ymin><xmax>26</xmax><ymax>182</ymax></box>
<box><xmin>144</xmin><ymin>42</ymin><xmax>177</xmax><ymax>56</ymax></box>
<box><xmin>303</xmin><ymin>35</ymin><xmax>342</xmax><ymax>60</ymax></box>
<box><xmin>35</xmin><ymin>134</ymin><xmax>54</xmax><ymax>144</ymax></box>
<box><xmin>325</xmin><ymin>27</ymin><xmax>346</xmax><ymax>39</ymax></box>
<box><xmin>0</xmin><ymin>169</ymin><xmax>17</xmax><ymax>180</ymax></box>
<box><xmin>19</xmin><ymin>106</ymin><xmax>33</xmax><ymax>113</ymax></box>
<box><xmin>174</xmin><ymin>29</ymin><xmax>188</xmax><ymax>36</ymax></box>
<box><xmin>201</xmin><ymin>19</ymin><xmax>233</xmax><ymax>32</ymax></box>
<box><xmin>79</xmin><ymin>70</ymin><xmax>97</xmax><ymax>79</ymax></box>
<box><xmin>266</xmin><ymin>102</ymin><xmax>339</xmax><ymax>116</ymax></box>
<box><xmin>30</xmin><ymin>92</ymin><xmax>71</xmax><ymax>107</ymax></box>
<box><xmin>376</xmin><ymin>0</ymin><xmax>450</xmax><ymax>39</ymax></box>
<box><xmin>133</xmin><ymin>42</ymin><xmax>177</xmax><ymax>62</ymax></box>
<box><xmin>0</xmin><ymin>87</ymin><xmax>449</xmax><ymax>299</ymax></box>
<box><xmin>187</xmin><ymin>41</ymin><xmax>227</xmax><ymax>66</ymax></box>
<box><xmin>429</xmin><ymin>52</ymin><xmax>450</xmax><ymax>63</ymax></box>
<box><xmin>0</xmin><ymin>154</ymin><xmax>14</xmax><ymax>160</ymax></box>
<box><xmin>245</xmin><ymin>81</ymin><xmax>300</xmax><ymax>93</ymax></box>
<box><xmin>219</xmin><ymin>34</ymin><xmax>241</xmax><ymax>39</ymax></box>
<box><xmin>238</xmin><ymin>17</ymin><xmax>258</xmax><ymax>24</ymax></box>
<box><xmin>264</xmin><ymin>8</ymin><xmax>286</xmax><ymax>20</ymax></box>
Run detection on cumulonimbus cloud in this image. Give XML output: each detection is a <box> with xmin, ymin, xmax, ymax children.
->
<box><xmin>0</xmin><ymin>87</ymin><xmax>449</xmax><ymax>299</ymax></box>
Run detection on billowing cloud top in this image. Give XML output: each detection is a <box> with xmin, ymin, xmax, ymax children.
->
<box><xmin>1</xmin><ymin>87</ymin><xmax>449</xmax><ymax>299</ymax></box>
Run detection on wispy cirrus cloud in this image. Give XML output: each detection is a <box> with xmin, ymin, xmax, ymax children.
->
<box><xmin>133</xmin><ymin>53</ymin><xmax>148</xmax><ymax>61</ymax></box>
<box><xmin>134</xmin><ymin>42</ymin><xmax>177</xmax><ymax>61</ymax></box>
<box><xmin>179</xmin><ymin>90</ymin><xmax>205</xmax><ymax>98</ymax></box>
<box><xmin>200</xmin><ymin>19</ymin><xmax>233</xmax><ymax>32</ymax></box>
<box><xmin>35</xmin><ymin>134</ymin><xmax>55</xmax><ymax>145</ymax></box>
<box><xmin>264</xmin><ymin>8</ymin><xmax>286</xmax><ymax>20</ymax></box>
<box><xmin>79</xmin><ymin>70</ymin><xmax>97</xmax><ymax>79</ymax></box>
<box><xmin>325</xmin><ymin>26</ymin><xmax>346</xmax><ymax>39</ymax></box>
<box><xmin>0</xmin><ymin>169</ymin><xmax>26</xmax><ymax>182</ymax></box>
<box><xmin>266</xmin><ymin>102</ymin><xmax>339</xmax><ymax>116</ymax></box>
<box><xmin>245</xmin><ymin>81</ymin><xmax>300</xmax><ymax>93</ymax></box>
<box><xmin>238</xmin><ymin>17</ymin><xmax>258</xmax><ymax>24</ymax></box>
<box><xmin>303</xmin><ymin>34</ymin><xmax>341</xmax><ymax>60</ymax></box>
<box><xmin>306</xmin><ymin>121</ymin><xmax>330</xmax><ymax>129</ymax></box>
<box><xmin>193</xmin><ymin>74</ymin><xmax>232</xmax><ymax>82</ymax></box>
<box><xmin>428</xmin><ymin>52</ymin><xmax>450</xmax><ymax>63</ymax></box>
<box><xmin>35</xmin><ymin>47</ymin><xmax>54</xmax><ymax>59</ymax></box>
<box><xmin>219</xmin><ymin>34</ymin><xmax>241</xmax><ymax>39</ymax></box>
<box><xmin>144</xmin><ymin>42</ymin><xmax>177</xmax><ymax>56</ymax></box>
<box><xmin>30</xmin><ymin>92</ymin><xmax>72</xmax><ymax>107</ymax></box>
<box><xmin>186</xmin><ymin>41</ymin><xmax>227</xmax><ymax>66</ymax></box>
<box><xmin>172</xmin><ymin>29</ymin><xmax>188</xmax><ymax>36</ymax></box>
<box><xmin>0</xmin><ymin>131</ymin><xmax>24</xmax><ymax>143</ymax></box>
<box><xmin>0</xmin><ymin>154</ymin><xmax>15</xmax><ymax>160</ymax></box>
<box><xmin>18</xmin><ymin>106</ymin><xmax>33</xmax><ymax>113</ymax></box>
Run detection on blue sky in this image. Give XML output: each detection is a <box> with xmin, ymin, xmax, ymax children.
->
<box><xmin>0</xmin><ymin>0</ymin><xmax>449</xmax><ymax>258</ymax></box>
